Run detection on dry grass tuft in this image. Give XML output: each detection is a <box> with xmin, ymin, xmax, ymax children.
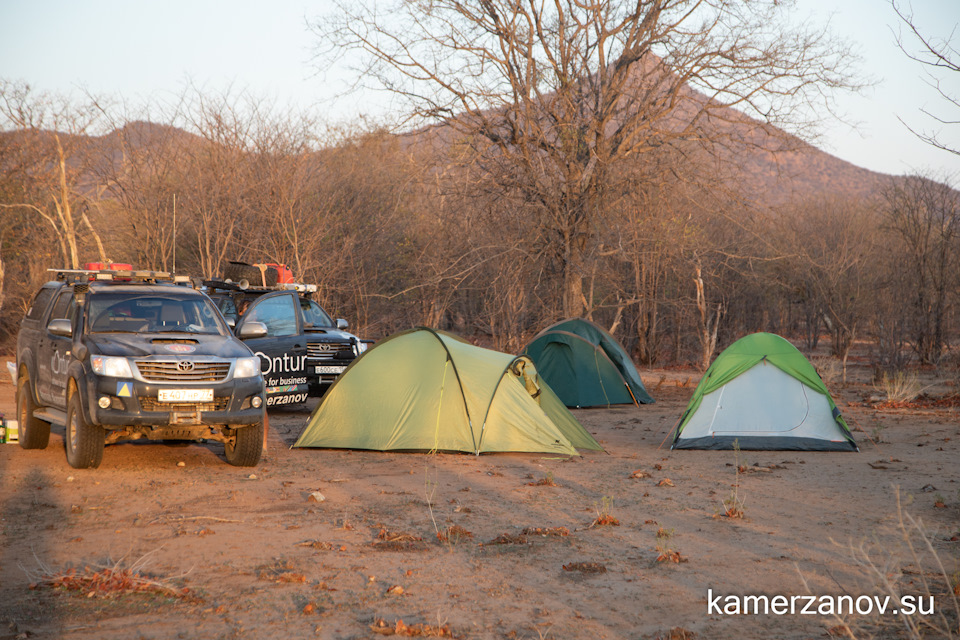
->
<box><xmin>370</xmin><ymin>617</ymin><xmax>454</xmax><ymax>637</ymax></box>
<box><xmin>526</xmin><ymin>472</ymin><xmax>558</xmax><ymax>487</ymax></box>
<box><xmin>24</xmin><ymin>552</ymin><xmax>196</xmax><ymax>602</ymax></box>
<box><xmin>718</xmin><ymin>440</ymin><xmax>745</xmax><ymax>519</ymax></box>
<box><xmin>655</xmin><ymin>528</ymin><xmax>686</xmax><ymax>563</ymax></box>
<box><xmin>654</xmin><ymin>628</ymin><xmax>697</xmax><ymax>640</ymax></box>
<box><xmin>483</xmin><ymin>533</ymin><xmax>528</xmax><ymax>545</ymax></box>
<box><xmin>295</xmin><ymin>539</ymin><xmax>334</xmax><ymax>550</ymax></box>
<box><xmin>257</xmin><ymin>559</ymin><xmax>306</xmax><ymax>583</ymax></box>
<box><xmin>373</xmin><ymin>528</ymin><xmax>429</xmax><ymax>552</ymax></box>
<box><xmin>521</xmin><ymin>527</ymin><xmax>569</xmax><ymax>537</ymax></box>
<box><xmin>588</xmin><ymin>496</ymin><xmax>620</xmax><ymax>528</ymax></box>
<box><xmin>562</xmin><ymin>562</ymin><xmax>607</xmax><ymax>574</ymax></box>
<box><xmin>874</xmin><ymin>370</ymin><xmax>923</xmax><ymax>404</ymax></box>
<box><xmin>436</xmin><ymin>525</ymin><xmax>473</xmax><ymax>544</ymax></box>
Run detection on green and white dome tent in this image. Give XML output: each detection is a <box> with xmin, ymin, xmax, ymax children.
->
<box><xmin>294</xmin><ymin>328</ymin><xmax>603</xmax><ymax>455</ymax></box>
<box><xmin>671</xmin><ymin>333</ymin><xmax>857</xmax><ymax>451</ymax></box>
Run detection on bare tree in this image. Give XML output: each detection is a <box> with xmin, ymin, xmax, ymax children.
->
<box><xmin>882</xmin><ymin>173</ymin><xmax>959</xmax><ymax>365</ymax></box>
<box><xmin>770</xmin><ymin>196</ymin><xmax>882</xmax><ymax>380</ymax></box>
<box><xmin>891</xmin><ymin>0</ymin><xmax>960</xmax><ymax>156</ymax></box>
<box><xmin>314</xmin><ymin>0</ymin><xmax>861</xmax><ymax>317</ymax></box>
<box><xmin>0</xmin><ymin>80</ymin><xmax>109</xmax><ymax>268</ymax></box>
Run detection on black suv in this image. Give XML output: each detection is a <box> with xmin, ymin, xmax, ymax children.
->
<box><xmin>15</xmin><ymin>269</ymin><xmax>266</xmax><ymax>469</ymax></box>
<box><xmin>205</xmin><ymin>281</ymin><xmax>367</xmax><ymax>400</ymax></box>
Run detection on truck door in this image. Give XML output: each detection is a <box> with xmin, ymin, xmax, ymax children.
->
<box><xmin>235</xmin><ymin>291</ymin><xmax>309</xmax><ymax>406</ymax></box>
<box><xmin>36</xmin><ymin>288</ymin><xmax>75</xmax><ymax>407</ymax></box>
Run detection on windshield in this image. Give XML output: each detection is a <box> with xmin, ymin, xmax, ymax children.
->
<box><xmin>88</xmin><ymin>293</ymin><xmax>226</xmax><ymax>335</ymax></box>
<box><xmin>301</xmin><ymin>298</ymin><xmax>334</xmax><ymax>329</ymax></box>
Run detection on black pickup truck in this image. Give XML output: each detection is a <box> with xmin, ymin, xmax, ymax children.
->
<box><xmin>15</xmin><ymin>269</ymin><xmax>267</xmax><ymax>468</ymax></box>
<box><xmin>205</xmin><ymin>281</ymin><xmax>368</xmax><ymax>401</ymax></box>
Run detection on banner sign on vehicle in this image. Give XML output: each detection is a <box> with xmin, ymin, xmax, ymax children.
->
<box><xmin>255</xmin><ymin>350</ymin><xmax>308</xmax><ymax>406</ymax></box>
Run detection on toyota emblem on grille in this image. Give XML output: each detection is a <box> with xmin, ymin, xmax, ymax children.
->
<box><xmin>316</xmin><ymin>344</ymin><xmax>335</xmax><ymax>351</ymax></box>
<box><xmin>177</xmin><ymin>361</ymin><xmax>195</xmax><ymax>371</ymax></box>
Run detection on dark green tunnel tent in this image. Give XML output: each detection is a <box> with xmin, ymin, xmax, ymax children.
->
<box><xmin>293</xmin><ymin>328</ymin><xmax>602</xmax><ymax>455</ymax></box>
<box><xmin>671</xmin><ymin>332</ymin><xmax>857</xmax><ymax>451</ymax></box>
<box><xmin>521</xmin><ymin>318</ymin><xmax>655</xmax><ymax>408</ymax></box>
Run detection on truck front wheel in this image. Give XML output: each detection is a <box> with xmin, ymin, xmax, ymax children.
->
<box><xmin>17</xmin><ymin>374</ymin><xmax>50</xmax><ymax>449</ymax></box>
<box><xmin>224</xmin><ymin>423</ymin><xmax>263</xmax><ymax>467</ymax></box>
<box><xmin>65</xmin><ymin>393</ymin><xmax>104</xmax><ymax>469</ymax></box>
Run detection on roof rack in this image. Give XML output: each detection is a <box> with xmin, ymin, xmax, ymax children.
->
<box><xmin>203</xmin><ymin>279</ymin><xmax>317</xmax><ymax>294</ymax></box>
<box><xmin>49</xmin><ymin>268</ymin><xmax>192</xmax><ymax>285</ymax></box>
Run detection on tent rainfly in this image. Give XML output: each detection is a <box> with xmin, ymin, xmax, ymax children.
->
<box><xmin>522</xmin><ymin>318</ymin><xmax>655</xmax><ymax>408</ymax></box>
<box><xmin>671</xmin><ymin>333</ymin><xmax>857</xmax><ymax>451</ymax></box>
<box><xmin>293</xmin><ymin>328</ymin><xmax>603</xmax><ymax>455</ymax></box>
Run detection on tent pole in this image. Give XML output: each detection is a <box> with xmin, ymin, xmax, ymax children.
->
<box><xmin>657</xmin><ymin>415</ymin><xmax>683</xmax><ymax>450</ymax></box>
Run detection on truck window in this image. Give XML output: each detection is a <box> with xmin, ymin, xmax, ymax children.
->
<box><xmin>300</xmin><ymin>298</ymin><xmax>334</xmax><ymax>328</ymax></box>
<box><xmin>49</xmin><ymin>290</ymin><xmax>75</xmax><ymax>320</ymax></box>
<box><xmin>26</xmin><ymin>288</ymin><xmax>57</xmax><ymax>320</ymax></box>
<box><xmin>245</xmin><ymin>295</ymin><xmax>298</xmax><ymax>337</ymax></box>
<box><xmin>88</xmin><ymin>294</ymin><xmax>225</xmax><ymax>334</ymax></box>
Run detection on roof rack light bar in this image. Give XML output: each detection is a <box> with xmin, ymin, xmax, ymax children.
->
<box><xmin>48</xmin><ymin>268</ymin><xmax>191</xmax><ymax>284</ymax></box>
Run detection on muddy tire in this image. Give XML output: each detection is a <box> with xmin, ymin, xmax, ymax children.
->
<box><xmin>17</xmin><ymin>375</ymin><xmax>50</xmax><ymax>449</ymax></box>
<box><xmin>224</xmin><ymin>423</ymin><xmax>263</xmax><ymax>467</ymax></box>
<box><xmin>65</xmin><ymin>392</ymin><xmax>104</xmax><ymax>469</ymax></box>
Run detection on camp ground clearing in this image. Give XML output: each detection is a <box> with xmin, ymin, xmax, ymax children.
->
<box><xmin>0</xmin><ymin>355</ymin><xmax>958</xmax><ymax>640</ymax></box>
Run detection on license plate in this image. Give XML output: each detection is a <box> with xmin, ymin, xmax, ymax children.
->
<box><xmin>316</xmin><ymin>365</ymin><xmax>347</xmax><ymax>374</ymax></box>
<box><xmin>158</xmin><ymin>388</ymin><xmax>214</xmax><ymax>403</ymax></box>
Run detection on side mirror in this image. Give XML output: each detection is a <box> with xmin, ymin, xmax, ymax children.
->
<box><xmin>336</xmin><ymin>318</ymin><xmax>349</xmax><ymax>330</ymax></box>
<box><xmin>48</xmin><ymin>318</ymin><xmax>72</xmax><ymax>338</ymax></box>
<box><xmin>226</xmin><ymin>317</ymin><xmax>236</xmax><ymax>330</ymax></box>
<box><xmin>237</xmin><ymin>321</ymin><xmax>268</xmax><ymax>340</ymax></box>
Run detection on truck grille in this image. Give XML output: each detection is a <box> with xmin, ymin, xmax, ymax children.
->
<box><xmin>135</xmin><ymin>360</ymin><xmax>231</xmax><ymax>383</ymax></box>
<box><xmin>307</xmin><ymin>342</ymin><xmax>354</xmax><ymax>361</ymax></box>
<box><xmin>139</xmin><ymin>397</ymin><xmax>231</xmax><ymax>412</ymax></box>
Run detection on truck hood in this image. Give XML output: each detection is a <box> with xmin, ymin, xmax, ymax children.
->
<box><xmin>304</xmin><ymin>328</ymin><xmax>358</xmax><ymax>343</ymax></box>
<box><xmin>86</xmin><ymin>333</ymin><xmax>253</xmax><ymax>358</ymax></box>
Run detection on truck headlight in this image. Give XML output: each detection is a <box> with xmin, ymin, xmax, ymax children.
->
<box><xmin>234</xmin><ymin>357</ymin><xmax>261</xmax><ymax>379</ymax></box>
<box><xmin>90</xmin><ymin>356</ymin><xmax>133</xmax><ymax>378</ymax></box>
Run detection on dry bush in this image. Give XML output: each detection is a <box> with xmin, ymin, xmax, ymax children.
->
<box><xmin>875</xmin><ymin>370</ymin><xmax>924</xmax><ymax>404</ymax></box>
<box><xmin>812</xmin><ymin>355</ymin><xmax>843</xmax><ymax>386</ymax></box>
<box><xmin>802</xmin><ymin>488</ymin><xmax>960</xmax><ymax>639</ymax></box>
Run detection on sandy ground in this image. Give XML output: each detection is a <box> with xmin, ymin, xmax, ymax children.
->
<box><xmin>0</xmin><ymin>360</ymin><xmax>958</xmax><ymax>640</ymax></box>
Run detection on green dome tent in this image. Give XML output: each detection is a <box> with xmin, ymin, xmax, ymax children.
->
<box><xmin>521</xmin><ymin>318</ymin><xmax>655</xmax><ymax>408</ymax></box>
<box><xmin>671</xmin><ymin>332</ymin><xmax>857</xmax><ymax>451</ymax></box>
<box><xmin>293</xmin><ymin>328</ymin><xmax>603</xmax><ymax>455</ymax></box>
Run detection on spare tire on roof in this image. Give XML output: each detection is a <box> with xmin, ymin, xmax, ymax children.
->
<box><xmin>223</xmin><ymin>261</ymin><xmax>278</xmax><ymax>287</ymax></box>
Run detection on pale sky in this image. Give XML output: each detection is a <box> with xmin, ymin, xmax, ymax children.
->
<box><xmin>1</xmin><ymin>0</ymin><xmax>958</xmax><ymax>178</ymax></box>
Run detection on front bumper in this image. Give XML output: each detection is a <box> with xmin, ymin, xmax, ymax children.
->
<box><xmin>89</xmin><ymin>375</ymin><xmax>265</xmax><ymax>428</ymax></box>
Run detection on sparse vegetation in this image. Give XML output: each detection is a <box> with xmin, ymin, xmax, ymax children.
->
<box><xmin>370</xmin><ymin>617</ymin><xmax>454</xmax><ymax>637</ymax></box>
<box><xmin>23</xmin><ymin>553</ymin><xmax>196</xmax><ymax>602</ymax></box>
<box><xmin>719</xmin><ymin>441</ymin><xmax>746</xmax><ymax>519</ymax></box>
<box><xmin>436</xmin><ymin>525</ymin><xmax>473</xmax><ymax>545</ymax></box>
<box><xmin>808</xmin><ymin>488</ymin><xmax>960</xmax><ymax>639</ymax></box>
<box><xmin>875</xmin><ymin>370</ymin><xmax>923</xmax><ymax>404</ymax></box>
<box><xmin>655</xmin><ymin>527</ymin><xmax>684</xmax><ymax>564</ymax></box>
<box><xmin>811</xmin><ymin>355</ymin><xmax>843</xmax><ymax>385</ymax></box>
<box><xmin>527</xmin><ymin>472</ymin><xmax>558</xmax><ymax>487</ymax></box>
<box><xmin>589</xmin><ymin>496</ymin><xmax>620</xmax><ymax>528</ymax></box>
